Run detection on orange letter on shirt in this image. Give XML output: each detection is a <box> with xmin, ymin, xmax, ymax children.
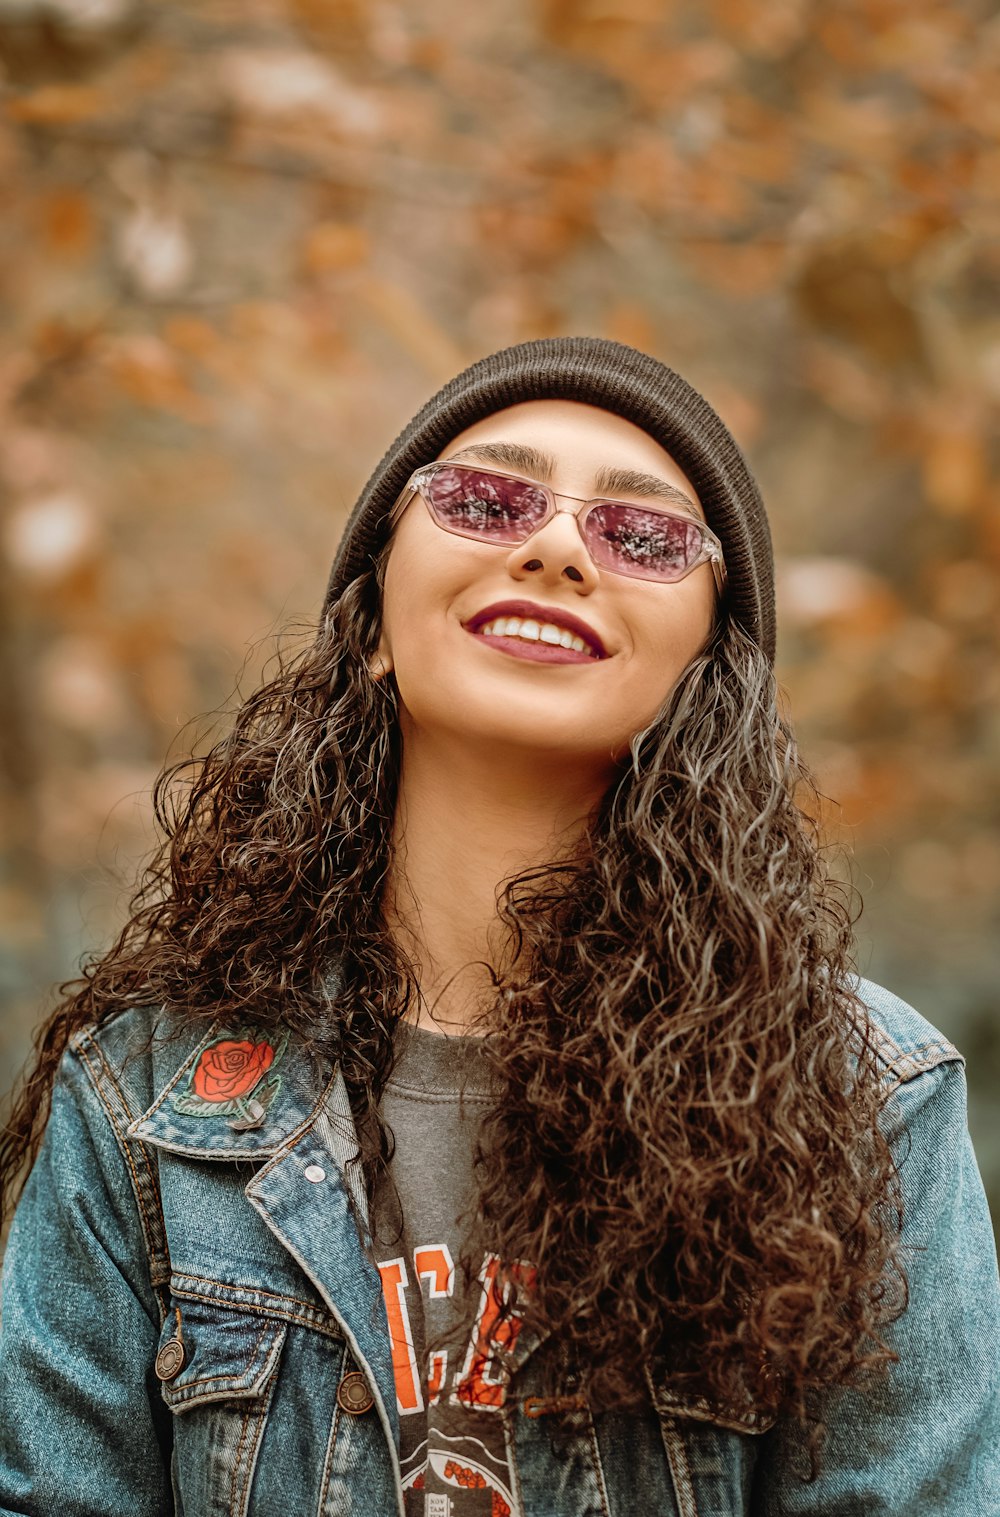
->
<box><xmin>414</xmin><ymin>1245</ymin><xmax>454</xmax><ymax>1406</ymax></box>
<box><xmin>454</xmin><ymin>1252</ymin><xmax>535</xmax><ymax>1411</ymax></box>
<box><xmin>377</xmin><ymin>1256</ymin><xmax>423</xmax><ymax>1414</ymax></box>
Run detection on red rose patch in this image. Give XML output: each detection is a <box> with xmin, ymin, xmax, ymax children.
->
<box><xmin>193</xmin><ymin>1038</ymin><xmax>274</xmax><ymax>1102</ymax></box>
<box><xmin>170</xmin><ymin>1027</ymin><xmax>288</xmax><ymax>1123</ymax></box>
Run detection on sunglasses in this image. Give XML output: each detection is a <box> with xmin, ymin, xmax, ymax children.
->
<box><xmin>388</xmin><ymin>461</ymin><xmax>727</xmax><ymax>592</ymax></box>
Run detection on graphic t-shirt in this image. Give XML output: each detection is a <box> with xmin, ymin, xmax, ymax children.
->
<box><xmin>373</xmin><ymin>1020</ymin><xmax>531</xmax><ymax>1517</ymax></box>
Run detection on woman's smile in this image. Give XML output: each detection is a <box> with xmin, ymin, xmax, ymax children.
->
<box><xmin>461</xmin><ymin>598</ymin><xmax>609</xmax><ymax>664</ymax></box>
<box><xmin>463</xmin><ymin>620</ymin><xmax>600</xmax><ymax>664</ymax></box>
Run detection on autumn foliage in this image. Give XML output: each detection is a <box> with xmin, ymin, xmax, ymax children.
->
<box><xmin>0</xmin><ymin>0</ymin><xmax>996</xmax><ymax>1215</ymax></box>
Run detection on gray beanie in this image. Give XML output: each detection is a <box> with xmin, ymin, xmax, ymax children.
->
<box><xmin>323</xmin><ymin>336</ymin><xmax>776</xmax><ymax>665</ymax></box>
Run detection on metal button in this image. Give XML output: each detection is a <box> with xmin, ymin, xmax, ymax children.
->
<box><xmin>336</xmin><ymin>1370</ymin><xmax>374</xmax><ymax>1414</ymax></box>
<box><xmin>304</xmin><ymin>1164</ymin><xmax>326</xmax><ymax>1183</ymax></box>
<box><xmin>154</xmin><ymin>1338</ymin><xmax>186</xmax><ymax>1381</ymax></box>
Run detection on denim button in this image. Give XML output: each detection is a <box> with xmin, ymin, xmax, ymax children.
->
<box><xmin>337</xmin><ymin>1370</ymin><xmax>374</xmax><ymax>1414</ymax></box>
<box><xmin>154</xmin><ymin>1338</ymin><xmax>186</xmax><ymax>1381</ymax></box>
<box><xmin>304</xmin><ymin>1164</ymin><xmax>326</xmax><ymax>1183</ymax></box>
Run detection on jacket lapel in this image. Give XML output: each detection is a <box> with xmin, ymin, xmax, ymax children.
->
<box><xmin>125</xmin><ymin>1016</ymin><xmax>399</xmax><ymax>1449</ymax></box>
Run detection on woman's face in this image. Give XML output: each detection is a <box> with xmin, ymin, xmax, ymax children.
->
<box><xmin>375</xmin><ymin>399</ymin><xmax>718</xmax><ymax>768</ymax></box>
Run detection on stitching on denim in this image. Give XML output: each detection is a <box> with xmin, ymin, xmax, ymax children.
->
<box><xmin>867</xmin><ymin>1022</ymin><xmax>962</xmax><ymax>1085</ymax></box>
<box><xmin>140</xmin><ymin>1019</ymin><xmax>223</xmax><ymax>1118</ymax></box>
<box><xmin>660</xmin><ymin>1416</ymin><xmax>699</xmax><ymax>1517</ymax></box>
<box><xmin>229</xmin><ymin>1401</ymin><xmax>254</xmax><ymax>1517</ymax></box>
<box><xmin>317</xmin><ymin>1393</ymin><xmax>344</xmax><ymax>1517</ymax></box>
<box><xmin>648</xmin><ymin>1385</ymin><xmax>774</xmax><ymax>1434</ymax></box>
<box><xmin>84</xmin><ymin>1030</ymin><xmax>171</xmax><ymax>1276</ymax></box>
<box><xmin>883</xmin><ymin>1037</ymin><xmax>957</xmax><ymax>1066</ymax></box>
<box><xmin>889</xmin><ymin>1041</ymin><xmax>958</xmax><ymax>1070</ymax></box>
<box><xmin>236</xmin><ymin>1348</ymin><xmax>282</xmax><ymax>1516</ymax></box>
<box><xmin>867</xmin><ymin>1022</ymin><xmax>907</xmax><ymax>1064</ymax></box>
<box><xmin>77</xmin><ymin>1039</ymin><xmax>154</xmax><ymax>1245</ymax></box>
<box><xmin>582</xmin><ymin>1405</ymin><xmax>612</xmax><ymax>1517</ymax></box>
<box><xmin>164</xmin><ymin>1318</ymin><xmax>279</xmax><ymax>1394</ymax></box>
<box><xmin>169</xmin><ymin>1284</ymin><xmax>344</xmax><ymax>1343</ymax></box>
<box><xmin>76</xmin><ymin>1037</ymin><xmax>170</xmax><ymax>1321</ymax></box>
<box><xmin>172</xmin><ymin>1280</ymin><xmax>327</xmax><ymax>1322</ymax></box>
<box><xmin>171</xmin><ymin>1267</ymin><xmax>332</xmax><ymax>1317</ymax></box>
<box><xmin>879</xmin><ymin>1042</ymin><xmax>962</xmax><ymax>1094</ymax></box>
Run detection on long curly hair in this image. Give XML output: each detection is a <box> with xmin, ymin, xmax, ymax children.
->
<box><xmin>0</xmin><ymin>531</ymin><xmax>904</xmax><ymax>1448</ymax></box>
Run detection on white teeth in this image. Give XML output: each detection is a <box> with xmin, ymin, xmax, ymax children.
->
<box><xmin>477</xmin><ymin>615</ymin><xmax>595</xmax><ymax>656</ymax></box>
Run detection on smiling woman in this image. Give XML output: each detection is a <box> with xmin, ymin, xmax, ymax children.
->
<box><xmin>0</xmin><ymin>337</ymin><xmax>998</xmax><ymax>1517</ymax></box>
<box><xmin>373</xmin><ymin>402</ymin><xmax>718</xmax><ymax>806</ymax></box>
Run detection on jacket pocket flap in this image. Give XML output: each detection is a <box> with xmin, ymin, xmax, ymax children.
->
<box><xmin>644</xmin><ymin>1363</ymin><xmax>777</xmax><ymax>1436</ymax></box>
<box><xmin>157</xmin><ymin>1299</ymin><xmax>288</xmax><ymax>1414</ymax></box>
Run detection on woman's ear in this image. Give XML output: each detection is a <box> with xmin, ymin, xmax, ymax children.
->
<box><xmin>368</xmin><ymin>628</ymin><xmax>393</xmax><ymax>681</ymax></box>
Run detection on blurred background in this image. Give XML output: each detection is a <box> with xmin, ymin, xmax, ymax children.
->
<box><xmin>0</xmin><ymin>0</ymin><xmax>997</xmax><ymax>1229</ymax></box>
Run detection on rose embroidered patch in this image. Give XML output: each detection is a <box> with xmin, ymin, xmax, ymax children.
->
<box><xmin>170</xmin><ymin>1029</ymin><xmax>289</xmax><ymax>1122</ymax></box>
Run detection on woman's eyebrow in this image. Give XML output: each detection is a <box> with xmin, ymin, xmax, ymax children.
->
<box><xmin>445</xmin><ymin>441</ymin><xmax>701</xmax><ymax>517</ymax></box>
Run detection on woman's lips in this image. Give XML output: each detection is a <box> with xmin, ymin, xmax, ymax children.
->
<box><xmin>464</xmin><ymin>628</ymin><xmax>598</xmax><ymax>664</ymax></box>
<box><xmin>464</xmin><ymin>599</ymin><xmax>607</xmax><ymax>656</ymax></box>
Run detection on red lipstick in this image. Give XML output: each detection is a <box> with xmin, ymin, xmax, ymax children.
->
<box><xmin>462</xmin><ymin>599</ymin><xmax>608</xmax><ymax>658</ymax></box>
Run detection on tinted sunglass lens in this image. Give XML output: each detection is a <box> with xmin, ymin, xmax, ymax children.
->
<box><xmin>586</xmin><ymin>503</ymin><xmax>703</xmax><ymax>580</ymax></box>
<box><xmin>424</xmin><ymin>467</ymin><xmax>548</xmax><ymax>540</ymax></box>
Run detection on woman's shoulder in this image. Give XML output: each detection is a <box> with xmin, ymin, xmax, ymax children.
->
<box><xmin>846</xmin><ymin>974</ymin><xmax>965</xmax><ymax>1096</ymax></box>
<box><xmin>67</xmin><ymin>1002</ymin><xmax>206</xmax><ymax>1120</ymax></box>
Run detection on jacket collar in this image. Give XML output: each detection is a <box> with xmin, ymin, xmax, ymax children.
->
<box><xmin>124</xmin><ymin>1013</ymin><xmax>340</xmax><ymax>1161</ymax></box>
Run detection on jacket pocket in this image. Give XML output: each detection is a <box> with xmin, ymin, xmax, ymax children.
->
<box><xmin>155</xmin><ymin>1298</ymin><xmax>288</xmax><ymax>1517</ymax></box>
<box><xmin>156</xmin><ymin>1297</ymin><xmax>288</xmax><ymax>1413</ymax></box>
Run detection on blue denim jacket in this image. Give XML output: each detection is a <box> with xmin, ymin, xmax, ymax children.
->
<box><xmin>1</xmin><ymin>975</ymin><xmax>998</xmax><ymax>1516</ymax></box>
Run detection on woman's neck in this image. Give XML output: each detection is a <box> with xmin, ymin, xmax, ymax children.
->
<box><xmin>383</xmin><ymin>727</ymin><xmax>613</xmax><ymax>1035</ymax></box>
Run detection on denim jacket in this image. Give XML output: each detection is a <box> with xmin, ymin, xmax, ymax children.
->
<box><xmin>1</xmin><ymin>975</ymin><xmax>998</xmax><ymax>1516</ymax></box>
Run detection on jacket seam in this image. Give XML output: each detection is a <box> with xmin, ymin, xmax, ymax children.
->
<box><xmin>168</xmin><ymin>1278</ymin><xmax>344</xmax><ymax>1341</ymax></box>
<box><xmin>875</xmin><ymin>1035</ymin><xmax>959</xmax><ymax>1069</ymax></box>
<box><xmin>74</xmin><ymin>1035</ymin><xmax>171</xmax><ymax>1317</ymax></box>
<box><xmin>163</xmin><ymin>1317</ymin><xmax>278</xmax><ymax>1393</ymax></box>
<box><xmin>583</xmin><ymin>1406</ymin><xmax>612</xmax><ymax>1517</ymax></box>
<box><xmin>80</xmin><ymin>1025</ymin><xmax>172</xmax><ymax>1262</ymax></box>
<box><xmin>137</xmin><ymin>1017</ymin><xmax>222</xmax><ymax>1119</ymax></box>
<box><xmin>227</xmin><ymin>1365</ymin><xmax>280</xmax><ymax>1517</ymax></box>
<box><xmin>230</xmin><ymin>1403</ymin><xmax>255</xmax><ymax>1517</ymax></box>
<box><xmin>171</xmin><ymin>1267</ymin><xmax>333</xmax><ymax>1317</ymax></box>
<box><xmin>659</xmin><ymin>1415</ymin><xmax>699</xmax><ymax>1517</ymax></box>
<box><xmin>864</xmin><ymin>1020</ymin><xmax>962</xmax><ymax>1087</ymax></box>
<box><xmin>317</xmin><ymin>1396</ymin><xmax>345</xmax><ymax>1517</ymax></box>
<box><xmin>877</xmin><ymin>1045</ymin><xmax>963</xmax><ymax>1095</ymax></box>
<box><xmin>84</xmin><ymin>1030</ymin><xmax>171</xmax><ymax>1262</ymax></box>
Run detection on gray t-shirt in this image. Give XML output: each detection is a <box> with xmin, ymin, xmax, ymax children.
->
<box><xmin>372</xmin><ymin>1020</ymin><xmax>520</xmax><ymax>1517</ymax></box>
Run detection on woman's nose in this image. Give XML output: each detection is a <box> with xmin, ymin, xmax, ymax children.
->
<box><xmin>505</xmin><ymin>505</ymin><xmax>600</xmax><ymax>588</ymax></box>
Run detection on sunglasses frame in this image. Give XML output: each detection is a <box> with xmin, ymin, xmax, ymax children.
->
<box><xmin>387</xmin><ymin>460</ymin><xmax>728</xmax><ymax>594</ymax></box>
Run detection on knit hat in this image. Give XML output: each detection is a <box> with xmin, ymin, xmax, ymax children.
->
<box><xmin>323</xmin><ymin>336</ymin><xmax>776</xmax><ymax>664</ymax></box>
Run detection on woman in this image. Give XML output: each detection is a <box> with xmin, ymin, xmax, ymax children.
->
<box><xmin>0</xmin><ymin>336</ymin><xmax>997</xmax><ymax>1516</ymax></box>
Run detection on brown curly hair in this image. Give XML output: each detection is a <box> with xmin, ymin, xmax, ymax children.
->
<box><xmin>0</xmin><ymin>533</ymin><xmax>904</xmax><ymax>1453</ymax></box>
